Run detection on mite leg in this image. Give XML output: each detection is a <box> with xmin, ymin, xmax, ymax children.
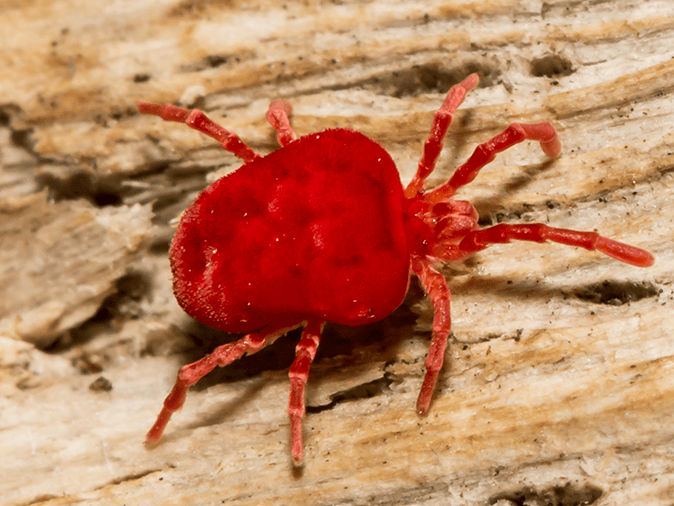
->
<box><xmin>138</xmin><ymin>101</ymin><xmax>259</xmax><ymax>163</ymax></box>
<box><xmin>458</xmin><ymin>223</ymin><xmax>654</xmax><ymax>267</ymax></box>
<box><xmin>145</xmin><ymin>322</ymin><xmax>302</xmax><ymax>444</ymax></box>
<box><xmin>266</xmin><ymin>100</ymin><xmax>298</xmax><ymax>147</ymax></box>
<box><xmin>287</xmin><ymin>319</ymin><xmax>324</xmax><ymax>465</ymax></box>
<box><xmin>426</xmin><ymin>121</ymin><xmax>561</xmax><ymax>204</ymax></box>
<box><xmin>411</xmin><ymin>256</ymin><xmax>452</xmax><ymax>416</ymax></box>
<box><xmin>405</xmin><ymin>73</ymin><xmax>480</xmax><ymax>198</ymax></box>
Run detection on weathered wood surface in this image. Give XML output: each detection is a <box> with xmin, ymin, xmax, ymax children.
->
<box><xmin>1</xmin><ymin>1</ymin><xmax>673</xmax><ymax>505</ymax></box>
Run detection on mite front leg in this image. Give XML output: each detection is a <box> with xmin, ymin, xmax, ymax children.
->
<box><xmin>405</xmin><ymin>73</ymin><xmax>480</xmax><ymax>199</ymax></box>
<box><xmin>138</xmin><ymin>101</ymin><xmax>259</xmax><ymax>163</ymax></box>
<box><xmin>426</xmin><ymin>121</ymin><xmax>561</xmax><ymax>204</ymax></box>
<box><xmin>411</xmin><ymin>256</ymin><xmax>452</xmax><ymax>416</ymax></box>
<box><xmin>146</xmin><ymin>322</ymin><xmax>300</xmax><ymax>444</ymax></box>
<box><xmin>287</xmin><ymin>319</ymin><xmax>324</xmax><ymax>465</ymax></box>
<box><xmin>458</xmin><ymin>223</ymin><xmax>654</xmax><ymax>267</ymax></box>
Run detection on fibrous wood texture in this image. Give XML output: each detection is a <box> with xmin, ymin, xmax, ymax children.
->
<box><xmin>1</xmin><ymin>1</ymin><xmax>673</xmax><ymax>505</ymax></box>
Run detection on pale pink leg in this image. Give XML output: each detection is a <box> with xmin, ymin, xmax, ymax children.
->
<box><xmin>405</xmin><ymin>73</ymin><xmax>480</xmax><ymax>198</ymax></box>
<box><xmin>411</xmin><ymin>256</ymin><xmax>452</xmax><ymax>416</ymax></box>
<box><xmin>145</xmin><ymin>322</ymin><xmax>301</xmax><ymax>444</ymax></box>
<box><xmin>138</xmin><ymin>101</ymin><xmax>259</xmax><ymax>163</ymax></box>
<box><xmin>426</xmin><ymin>121</ymin><xmax>561</xmax><ymax>204</ymax></box>
<box><xmin>266</xmin><ymin>100</ymin><xmax>298</xmax><ymax>147</ymax></box>
<box><xmin>287</xmin><ymin>319</ymin><xmax>324</xmax><ymax>464</ymax></box>
<box><xmin>458</xmin><ymin>223</ymin><xmax>654</xmax><ymax>267</ymax></box>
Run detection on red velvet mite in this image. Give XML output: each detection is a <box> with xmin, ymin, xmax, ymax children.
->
<box><xmin>138</xmin><ymin>73</ymin><xmax>654</xmax><ymax>464</ymax></box>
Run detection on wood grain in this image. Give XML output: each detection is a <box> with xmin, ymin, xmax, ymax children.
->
<box><xmin>1</xmin><ymin>1</ymin><xmax>673</xmax><ymax>505</ymax></box>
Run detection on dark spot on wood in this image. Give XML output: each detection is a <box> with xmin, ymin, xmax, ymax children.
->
<box><xmin>364</xmin><ymin>61</ymin><xmax>498</xmax><ymax>98</ymax></box>
<box><xmin>490</xmin><ymin>482</ymin><xmax>603</xmax><ymax>506</ymax></box>
<box><xmin>574</xmin><ymin>280</ymin><xmax>658</xmax><ymax>306</ymax></box>
<box><xmin>89</xmin><ymin>376</ymin><xmax>113</xmax><ymax>392</ymax></box>
<box><xmin>133</xmin><ymin>73</ymin><xmax>151</xmax><ymax>83</ymax></box>
<box><xmin>530</xmin><ymin>54</ymin><xmax>575</xmax><ymax>78</ymax></box>
<box><xmin>206</xmin><ymin>54</ymin><xmax>228</xmax><ymax>68</ymax></box>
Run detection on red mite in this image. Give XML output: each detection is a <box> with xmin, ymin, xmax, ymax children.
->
<box><xmin>138</xmin><ymin>74</ymin><xmax>654</xmax><ymax>464</ymax></box>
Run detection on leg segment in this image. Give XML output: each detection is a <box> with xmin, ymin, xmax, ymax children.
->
<box><xmin>411</xmin><ymin>256</ymin><xmax>452</xmax><ymax>416</ymax></box>
<box><xmin>426</xmin><ymin>121</ymin><xmax>561</xmax><ymax>204</ymax></box>
<box><xmin>145</xmin><ymin>322</ymin><xmax>301</xmax><ymax>444</ymax></box>
<box><xmin>405</xmin><ymin>73</ymin><xmax>480</xmax><ymax>199</ymax></box>
<box><xmin>138</xmin><ymin>101</ymin><xmax>259</xmax><ymax>163</ymax></box>
<box><xmin>266</xmin><ymin>99</ymin><xmax>298</xmax><ymax>147</ymax></box>
<box><xmin>458</xmin><ymin>223</ymin><xmax>654</xmax><ymax>267</ymax></box>
<box><xmin>287</xmin><ymin>319</ymin><xmax>324</xmax><ymax>465</ymax></box>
